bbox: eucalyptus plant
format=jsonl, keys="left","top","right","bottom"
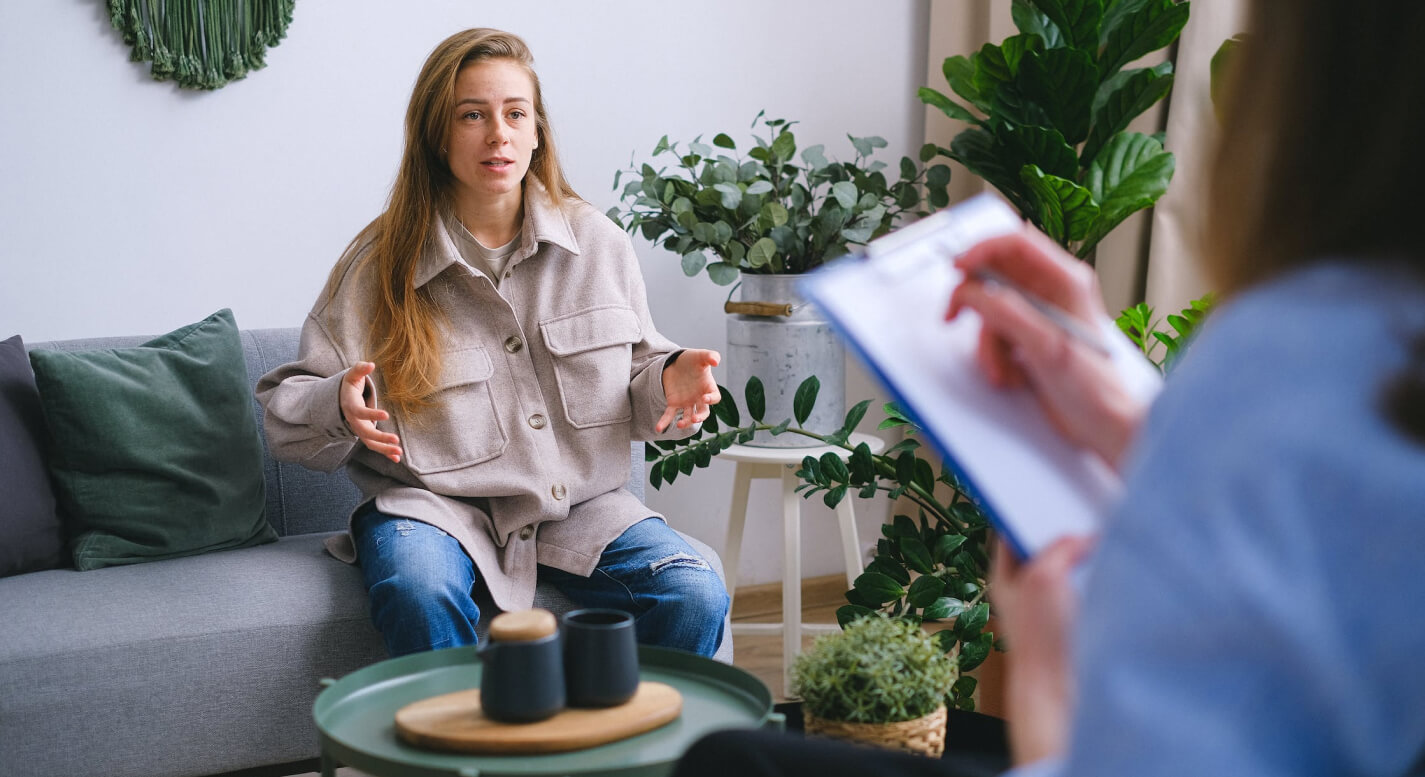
{"left": 919, "top": 0, "right": 1191, "bottom": 263}
{"left": 609, "top": 113, "right": 952, "bottom": 285}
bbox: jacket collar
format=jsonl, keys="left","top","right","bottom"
{"left": 414, "top": 178, "right": 580, "bottom": 288}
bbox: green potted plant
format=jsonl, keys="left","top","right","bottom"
{"left": 919, "top": 0, "right": 1190, "bottom": 263}
{"left": 791, "top": 614, "right": 957, "bottom": 757}
{"left": 644, "top": 375, "right": 996, "bottom": 710}
{"left": 646, "top": 296, "right": 1217, "bottom": 712}
{"left": 609, "top": 114, "right": 952, "bottom": 445}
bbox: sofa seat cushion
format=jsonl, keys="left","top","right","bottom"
{"left": 0, "top": 533, "right": 386, "bottom": 777}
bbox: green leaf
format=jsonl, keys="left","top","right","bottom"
{"left": 947, "top": 127, "right": 1029, "bottom": 215}
{"left": 1098, "top": 0, "right": 1190, "bottom": 78}
{"left": 998, "top": 124, "right": 1078, "bottom": 181}
{"left": 1081, "top": 132, "right": 1175, "bottom": 252}
{"left": 923, "top": 596, "right": 967, "bottom": 621}
{"left": 958, "top": 632, "right": 994, "bottom": 671}
{"left": 745, "top": 180, "right": 774, "bottom": 196}
{"left": 660, "top": 456, "right": 679, "bottom": 486}
{"left": 770, "top": 130, "right": 796, "bottom": 161}
{"left": 800, "top": 144, "right": 830, "bottom": 171}
{"left": 901, "top": 537, "right": 934, "bottom": 575}
{"left": 643, "top": 442, "right": 660, "bottom": 462}
{"left": 853, "top": 572, "right": 906, "bottom": 605}
{"left": 1012, "top": 0, "right": 1065, "bottom": 48}
{"left": 866, "top": 556, "right": 912, "bottom": 586}
{"left": 746, "top": 238, "right": 777, "bottom": 269}
{"left": 793, "top": 375, "right": 820, "bottom": 425}
{"left": 1020, "top": 165, "right": 1100, "bottom": 244}
{"left": 1027, "top": 0, "right": 1104, "bottom": 50}
{"left": 651, "top": 134, "right": 671, "bottom": 156}
{"left": 956, "top": 602, "right": 991, "bottom": 637}
{"left": 1083, "top": 61, "right": 1174, "bottom": 165}
{"left": 823, "top": 484, "right": 849, "bottom": 509}
{"left": 906, "top": 574, "right": 947, "bottom": 608}
{"left": 1017, "top": 47, "right": 1097, "bottom": 145}
{"left": 920, "top": 142, "right": 939, "bottom": 163}
{"left": 926, "top": 164, "right": 952, "bottom": 189}
{"left": 713, "top": 132, "right": 736, "bottom": 149}
{"left": 744, "top": 376, "right": 766, "bottom": 422}
{"left": 953, "top": 675, "right": 979, "bottom": 700}
{"left": 649, "top": 457, "right": 664, "bottom": 488}
{"left": 840, "top": 398, "right": 871, "bottom": 437}
{"left": 835, "top": 604, "right": 876, "bottom": 628}
{"left": 820, "top": 451, "right": 850, "bottom": 482}
{"left": 680, "top": 251, "right": 708, "bottom": 277}
{"left": 913, "top": 458, "right": 936, "bottom": 494}
{"left": 918, "top": 87, "right": 979, "bottom": 124}
{"left": 1210, "top": 35, "right": 1245, "bottom": 123}
{"left": 713, "top": 183, "right": 742, "bottom": 210}
{"left": 706, "top": 261, "right": 740, "bottom": 285}
{"left": 847, "top": 443, "right": 875, "bottom": 483}
{"left": 831, "top": 181, "right": 858, "bottom": 209}
{"left": 934, "top": 629, "right": 959, "bottom": 654}
{"left": 933, "top": 533, "right": 969, "bottom": 565}
{"left": 942, "top": 55, "right": 987, "bottom": 111}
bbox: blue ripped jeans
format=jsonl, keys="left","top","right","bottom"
{"left": 352, "top": 507, "right": 729, "bottom": 658}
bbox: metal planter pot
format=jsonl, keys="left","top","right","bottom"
{"left": 725, "top": 273, "right": 844, "bottom": 447}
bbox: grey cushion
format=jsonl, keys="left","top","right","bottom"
{"left": 0, "top": 335, "right": 65, "bottom": 576}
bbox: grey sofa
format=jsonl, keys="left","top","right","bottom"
{"left": 0, "top": 327, "right": 731, "bottom": 777}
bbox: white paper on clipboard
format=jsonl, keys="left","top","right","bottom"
{"left": 798, "top": 194, "right": 1162, "bottom": 558}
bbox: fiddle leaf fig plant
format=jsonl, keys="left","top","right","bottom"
{"left": 608, "top": 112, "right": 952, "bottom": 285}
{"left": 919, "top": 0, "right": 1190, "bottom": 263}
{"left": 644, "top": 374, "right": 994, "bottom": 711}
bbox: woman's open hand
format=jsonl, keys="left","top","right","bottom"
{"left": 658, "top": 349, "right": 721, "bottom": 433}
{"left": 340, "top": 362, "right": 403, "bottom": 463}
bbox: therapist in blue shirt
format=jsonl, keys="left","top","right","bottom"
{"left": 675, "top": 0, "right": 1425, "bottom": 774}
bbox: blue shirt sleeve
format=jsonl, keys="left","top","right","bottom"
{"left": 1048, "top": 264, "right": 1425, "bottom": 776}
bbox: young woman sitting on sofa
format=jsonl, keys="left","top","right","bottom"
{"left": 256, "top": 28, "right": 729, "bottom": 658}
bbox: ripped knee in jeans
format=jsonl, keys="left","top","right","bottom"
{"left": 649, "top": 553, "right": 711, "bottom": 575}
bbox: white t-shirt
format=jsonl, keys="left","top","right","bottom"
{"left": 448, "top": 216, "right": 519, "bottom": 288}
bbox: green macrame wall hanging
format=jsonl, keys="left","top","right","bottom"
{"left": 107, "top": 0, "right": 297, "bottom": 90}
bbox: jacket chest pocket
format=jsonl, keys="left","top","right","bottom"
{"left": 540, "top": 306, "right": 642, "bottom": 429}
{"left": 401, "top": 346, "right": 508, "bottom": 474}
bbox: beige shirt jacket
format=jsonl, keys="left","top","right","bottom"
{"left": 256, "top": 184, "right": 696, "bottom": 612}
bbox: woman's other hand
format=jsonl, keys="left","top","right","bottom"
{"left": 947, "top": 228, "right": 1146, "bottom": 469}
{"left": 341, "top": 361, "right": 404, "bottom": 463}
{"left": 658, "top": 349, "right": 721, "bottom": 433}
{"left": 992, "top": 536, "right": 1093, "bottom": 767}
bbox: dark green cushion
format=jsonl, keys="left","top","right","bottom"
{"left": 28, "top": 309, "right": 275, "bottom": 570}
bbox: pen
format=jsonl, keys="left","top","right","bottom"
{"left": 968, "top": 267, "right": 1111, "bottom": 357}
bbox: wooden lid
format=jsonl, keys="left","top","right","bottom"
{"left": 488, "top": 609, "right": 557, "bottom": 642}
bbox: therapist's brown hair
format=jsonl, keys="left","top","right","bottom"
{"left": 1205, "top": 0, "right": 1425, "bottom": 439}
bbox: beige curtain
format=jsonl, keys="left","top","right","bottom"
{"left": 922, "top": 0, "right": 1246, "bottom": 315}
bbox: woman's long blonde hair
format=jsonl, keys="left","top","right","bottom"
{"left": 325, "top": 28, "right": 578, "bottom": 418}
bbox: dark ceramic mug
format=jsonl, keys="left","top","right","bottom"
{"left": 561, "top": 608, "right": 640, "bottom": 708}
{"left": 478, "top": 609, "right": 565, "bottom": 723}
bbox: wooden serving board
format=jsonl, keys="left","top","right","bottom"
{"left": 395, "top": 681, "right": 682, "bottom": 755}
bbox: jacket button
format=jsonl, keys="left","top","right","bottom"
{"left": 551, "top": 483, "right": 568, "bottom": 500}
{"left": 504, "top": 336, "right": 523, "bottom": 353}
{"left": 519, "top": 526, "right": 534, "bottom": 540}
{"left": 528, "top": 413, "right": 547, "bottom": 429}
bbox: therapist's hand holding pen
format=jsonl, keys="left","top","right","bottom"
{"left": 946, "top": 226, "right": 1148, "bottom": 471}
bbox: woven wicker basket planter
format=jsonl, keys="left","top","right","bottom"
{"left": 804, "top": 704, "right": 947, "bottom": 757}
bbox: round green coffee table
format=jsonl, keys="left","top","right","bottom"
{"left": 314, "top": 645, "right": 781, "bottom": 777}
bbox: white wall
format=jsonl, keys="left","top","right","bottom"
{"left": 0, "top": 0, "right": 930, "bottom": 586}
